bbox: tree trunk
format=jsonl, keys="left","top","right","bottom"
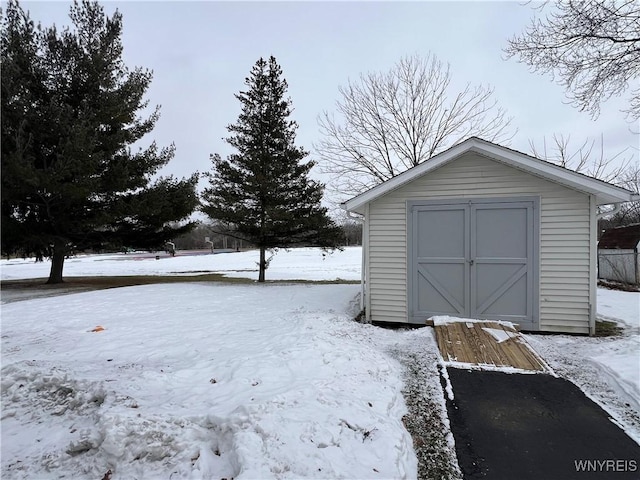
{"left": 258, "top": 246, "right": 266, "bottom": 283}
{"left": 47, "top": 240, "right": 66, "bottom": 284}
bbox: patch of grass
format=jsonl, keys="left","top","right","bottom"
{"left": 1, "top": 273, "right": 252, "bottom": 291}
{"left": 1, "top": 274, "right": 359, "bottom": 292}
{"left": 598, "top": 280, "right": 640, "bottom": 292}
{"left": 276, "top": 279, "right": 360, "bottom": 285}
{"left": 595, "top": 319, "right": 624, "bottom": 337}
{"left": 354, "top": 308, "right": 368, "bottom": 323}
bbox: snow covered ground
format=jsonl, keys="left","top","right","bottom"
{"left": 2, "top": 283, "right": 421, "bottom": 479}
{"left": 0, "top": 247, "right": 362, "bottom": 282}
{"left": 2, "top": 247, "right": 639, "bottom": 478}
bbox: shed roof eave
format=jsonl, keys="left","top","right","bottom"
{"left": 341, "top": 201, "right": 365, "bottom": 215}
{"left": 595, "top": 192, "right": 640, "bottom": 206}
{"left": 474, "top": 144, "right": 636, "bottom": 205}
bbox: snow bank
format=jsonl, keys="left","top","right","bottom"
{"left": 597, "top": 287, "right": 640, "bottom": 330}
{"left": 1, "top": 283, "right": 416, "bottom": 479}
{"left": 0, "top": 247, "right": 362, "bottom": 282}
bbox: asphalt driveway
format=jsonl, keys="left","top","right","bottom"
{"left": 445, "top": 368, "right": 640, "bottom": 480}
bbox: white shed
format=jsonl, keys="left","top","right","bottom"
{"left": 598, "top": 224, "right": 640, "bottom": 285}
{"left": 343, "top": 137, "right": 639, "bottom": 335}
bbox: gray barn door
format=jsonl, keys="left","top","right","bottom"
{"left": 409, "top": 198, "right": 538, "bottom": 330}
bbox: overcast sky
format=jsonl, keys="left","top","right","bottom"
{"left": 20, "top": 1, "right": 640, "bottom": 202}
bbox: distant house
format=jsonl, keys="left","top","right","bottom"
{"left": 343, "top": 137, "right": 639, "bottom": 335}
{"left": 598, "top": 224, "right": 640, "bottom": 285}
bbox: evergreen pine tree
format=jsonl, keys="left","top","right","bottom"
{"left": 201, "top": 56, "right": 341, "bottom": 282}
{"left": 1, "top": 0, "right": 199, "bottom": 283}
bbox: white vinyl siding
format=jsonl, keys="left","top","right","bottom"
{"left": 367, "top": 152, "right": 592, "bottom": 333}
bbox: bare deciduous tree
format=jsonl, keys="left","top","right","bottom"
{"left": 618, "top": 161, "right": 640, "bottom": 193}
{"left": 529, "top": 133, "right": 632, "bottom": 183}
{"left": 316, "top": 54, "right": 515, "bottom": 198}
{"left": 611, "top": 162, "right": 640, "bottom": 225}
{"left": 505, "top": 0, "right": 640, "bottom": 120}
{"left": 530, "top": 133, "right": 639, "bottom": 223}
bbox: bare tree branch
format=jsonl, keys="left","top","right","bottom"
{"left": 530, "top": 133, "right": 640, "bottom": 225}
{"left": 529, "top": 133, "right": 632, "bottom": 184}
{"left": 505, "top": 0, "right": 640, "bottom": 120}
{"left": 316, "top": 53, "right": 515, "bottom": 198}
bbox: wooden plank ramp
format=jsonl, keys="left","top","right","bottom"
{"left": 432, "top": 320, "right": 548, "bottom": 372}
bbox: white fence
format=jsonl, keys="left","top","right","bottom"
{"left": 598, "top": 249, "right": 640, "bottom": 285}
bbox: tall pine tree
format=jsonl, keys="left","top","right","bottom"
{"left": 201, "top": 56, "right": 341, "bottom": 282}
{"left": 1, "top": 0, "right": 199, "bottom": 283}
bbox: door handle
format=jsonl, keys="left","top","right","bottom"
{"left": 468, "top": 259, "right": 474, "bottom": 265}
